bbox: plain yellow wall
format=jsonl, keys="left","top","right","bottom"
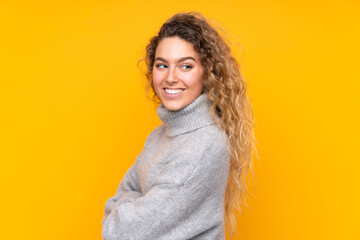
{"left": 1, "top": 0, "right": 359, "bottom": 239}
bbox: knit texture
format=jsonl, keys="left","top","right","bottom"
{"left": 102, "top": 94, "right": 230, "bottom": 240}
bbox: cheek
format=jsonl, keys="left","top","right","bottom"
{"left": 152, "top": 71, "right": 162, "bottom": 88}
{"left": 186, "top": 72, "right": 204, "bottom": 90}
{"left": 152, "top": 71, "right": 164, "bottom": 97}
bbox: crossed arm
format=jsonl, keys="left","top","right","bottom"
{"left": 102, "top": 163, "right": 142, "bottom": 226}
{"left": 101, "top": 139, "right": 230, "bottom": 240}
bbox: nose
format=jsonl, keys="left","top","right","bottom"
{"left": 165, "top": 67, "right": 178, "bottom": 85}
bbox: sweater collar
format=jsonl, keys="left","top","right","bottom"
{"left": 156, "top": 94, "right": 216, "bottom": 137}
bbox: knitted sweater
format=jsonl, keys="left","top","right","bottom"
{"left": 101, "top": 94, "right": 230, "bottom": 240}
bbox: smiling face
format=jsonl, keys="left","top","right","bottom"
{"left": 152, "top": 36, "right": 204, "bottom": 111}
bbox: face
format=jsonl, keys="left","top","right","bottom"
{"left": 152, "top": 36, "right": 204, "bottom": 111}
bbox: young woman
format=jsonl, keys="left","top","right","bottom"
{"left": 102, "top": 11, "right": 256, "bottom": 240}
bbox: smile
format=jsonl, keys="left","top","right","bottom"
{"left": 164, "top": 88, "right": 185, "bottom": 95}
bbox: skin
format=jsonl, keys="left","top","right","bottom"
{"left": 152, "top": 36, "right": 204, "bottom": 111}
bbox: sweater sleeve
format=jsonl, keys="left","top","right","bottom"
{"left": 102, "top": 128, "right": 160, "bottom": 226}
{"left": 102, "top": 163, "right": 142, "bottom": 226}
{"left": 101, "top": 139, "right": 230, "bottom": 240}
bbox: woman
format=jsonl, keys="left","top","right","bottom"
{"left": 102, "top": 11, "right": 256, "bottom": 240}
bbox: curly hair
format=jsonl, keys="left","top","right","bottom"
{"left": 138, "top": 11, "right": 257, "bottom": 240}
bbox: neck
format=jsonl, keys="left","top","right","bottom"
{"left": 156, "top": 94, "right": 216, "bottom": 137}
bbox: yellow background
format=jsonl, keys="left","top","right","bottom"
{"left": 1, "top": 0, "right": 359, "bottom": 239}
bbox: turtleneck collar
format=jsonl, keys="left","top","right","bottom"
{"left": 156, "top": 94, "right": 216, "bottom": 137}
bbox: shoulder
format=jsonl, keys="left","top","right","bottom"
{"left": 181, "top": 125, "right": 230, "bottom": 187}
{"left": 156, "top": 124, "right": 229, "bottom": 185}
{"left": 194, "top": 124, "right": 230, "bottom": 167}
{"left": 178, "top": 123, "right": 229, "bottom": 158}
{"left": 142, "top": 124, "right": 166, "bottom": 148}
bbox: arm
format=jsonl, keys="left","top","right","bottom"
{"left": 102, "top": 163, "right": 142, "bottom": 226}
{"left": 102, "top": 127, "right": 161, "bottom": 226}
{"left": 101, "top": 140, "right": 230, "bottom": 240}
{"left": 115, "top": 163, "right": 141, "bottom": 195}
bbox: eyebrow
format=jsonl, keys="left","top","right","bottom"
{"left": 154, "top": 56, "right": 197, "bottom": 63}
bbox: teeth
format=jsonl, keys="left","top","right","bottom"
{"left": 165, "top": 89, "right": 184, "bottom": 94}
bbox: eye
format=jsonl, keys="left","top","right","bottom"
{"left": 155, "top": 64, "right": 167, "bottom": 69}
{"left": 181, "top": 64, "right": 193, "bottom": 70}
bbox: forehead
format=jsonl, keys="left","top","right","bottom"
{"left": 155, "top": 37, "right": 199, "bottom": 59}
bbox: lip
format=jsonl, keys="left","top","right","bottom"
{"left": 162, "top": 88, "right": 185, "bottom": 98}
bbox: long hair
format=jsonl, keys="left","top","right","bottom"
{"left": 138, "top": 11, "right": 257, "bottom": 239}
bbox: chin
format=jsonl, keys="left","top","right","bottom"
{"left": 164, "top": 105, "right": 182, "bottom": 111}
{"left": 163, "top": 101, "right": 186, "bottom": 111}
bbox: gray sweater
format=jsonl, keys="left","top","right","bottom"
{"left": 101, "top": 94, "right": 230, "bottom": 240}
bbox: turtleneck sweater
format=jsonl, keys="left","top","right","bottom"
{"left": 101, "top": 94, "right": 230, "bottom": 240}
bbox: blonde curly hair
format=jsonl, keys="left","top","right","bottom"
{"left": 138, "top": 11, "right": 257, "bottom": 240}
